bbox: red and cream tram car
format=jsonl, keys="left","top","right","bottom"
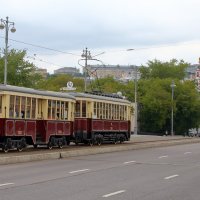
{"left": 0, "top": 85, "right": 75, "bottom": 152}
{"left": 70, "top": 92, "right": 132, "bottom": 145}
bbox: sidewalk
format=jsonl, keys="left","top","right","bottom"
{"left": 130, "top": 134, "right": 187, "bottom": 143}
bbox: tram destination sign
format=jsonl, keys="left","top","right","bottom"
{"left": 60, "top": 81, "right": 76, "bottom": 91}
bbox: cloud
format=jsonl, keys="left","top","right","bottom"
{"left": 1, "top": 0, "right": 200, "bottom": 73}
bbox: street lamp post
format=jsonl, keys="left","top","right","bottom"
{"left": 170, "top": 80, "right": 176, "bottom": 136}
{"left": 0, "top": 17, "right": 16, "bottom": 85}
{"left": 134, "top": 65, "right": 138, "bottom": 135}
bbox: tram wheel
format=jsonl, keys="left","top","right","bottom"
{"left": 89, "top": 140, "right": 94, "bottom": 146}
{"left": 97, "top": 138, "right": 102, "bottom": 146}
{"left": 2, "top": 145, "right": 9, "bottom": 153}
{"left": 48, "top": 143, "right": 53, "bottom": 150}
{"left": 17, "top": 146, "right": 23, "bottom": 152}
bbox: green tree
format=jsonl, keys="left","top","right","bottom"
{"left": 138, "top": 78, "right": 200, "bottom": 134}
{"left": 37, "top": 74, "right": 85, "bottom": 92}
{"left": 0, "top": 49, "right": 42, "bottom": 87}
{"left": 140, "top": 59, "right": 188, "bottom": 80}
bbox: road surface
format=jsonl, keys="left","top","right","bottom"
{"left": 0, "top": 142, "right": 200, "bottom": 200}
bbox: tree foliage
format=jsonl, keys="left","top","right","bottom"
{"left": 37, "top": 74, "right": 85, "bottom": 92}
{"left": 0, "top": 49, "right": 42, "bottom": 87}
{"left": 138, "top": 59, "right": 200, "bottom": 134}
{"left": 140, "top": 59, "right": 188, "bottom": 80}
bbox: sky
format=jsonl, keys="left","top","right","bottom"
{"left": 1, "top": 0, "right": 200, "bottom": 73}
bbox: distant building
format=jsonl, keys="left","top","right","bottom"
{"left": 54, "top": 67, "right": 80, "bottom": 76}
{"left": 35, "top": 67, "right": 48, "bottom": 79}
{"left": 86, "top": 65, "right": 140, "bottom": 82}
{"left": 185, "top": 58, "right": 200, "bottom": 90}
{"left": 185, "top": 64, "right": 199, "bottom": 80}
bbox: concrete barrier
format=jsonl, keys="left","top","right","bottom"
{"left": 0, "top": 152, "right": 60, "bottom": 165}
{"left": 1, "top": 137, "right": 200, "bottom": 165}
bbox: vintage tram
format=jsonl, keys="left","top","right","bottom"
{"left": 0, "top": 84, "right": 75, "bottom": 152}
{"left": 70, "top": 91, "right": 132, "bottom": 145}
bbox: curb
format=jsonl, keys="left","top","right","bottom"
{"left": 1, "top": 138, "right": 200, "bottom": 165}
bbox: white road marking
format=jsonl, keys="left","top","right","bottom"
{"left": 184, "top": 152, "right": 192, "bottom": 155}
{"left": 159, "top": 155, "right": 168, "bottom": 159}
{"left": 69, "top": 169, "right": 90, "bottom": 174}
{"left": 164, "top": 174, "right": 179, "bottom": 180}
{"left": 0, "top": 183, "right": 14, "bottom": 187}
{"left": 102, "top": 190, "right": 126, "bottom": 198}
{"left": 123, "top": 160, "right": 136, "bottom": 164}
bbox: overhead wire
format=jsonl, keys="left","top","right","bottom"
{"left": 0, "top": 36, "right": 81, "bottom": 57}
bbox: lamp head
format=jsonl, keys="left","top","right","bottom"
{"left": 10, "top": 25, "right": 16, "bottom": 33}
{"left": 0, "top": 22, "right": 4, "bottom": 30}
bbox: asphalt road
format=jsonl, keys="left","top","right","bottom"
{"left": 0, "top": 143, "right": 200, "bottom": 200}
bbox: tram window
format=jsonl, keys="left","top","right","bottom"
{"left": 20, "top": 97, "right": 26, "bottom": 118}
{"left": 64, "top": 102, "right": 68, "bottom": 119}
{"left": 26, "top": 97, "right": 31, "bottom": 118}
{"left": 99, "top": 102, "right": 103, "bottom": 119}
{"left": 52, "top": 100, "right": 56, "bottom": 119}
{"left": 15, "top": 96, "right": 20, "bottom": 118}
{"left": 57, "top": 101, "right": 60, "bottom": 119}
{"left": 102, "top": 103, "right": 105, "bottom": 119}
{"left": 0, "top": 95, "right": 2, "bottom": 113}
{"left": 60, "top": 101, "right": 64, "bottom": 120}
{"left": 122, "top": 106, "right": 124, "bottom": 120}
{"left": 124, "top": 106, "right": 127, "bottom": 120}
{"left": 105, "top": 104, "right": 108, "bottom": 119}
{"left": 9, "top": 95, "right": 15, "bottom": 117}
{"left": 32, "top": 98, "right": 36, "bottom": 119}
{"left": 48, "top": 100, "right": 51, "bottom": 119}
{"left": 82, "top": 101, "right": 86, "bottom": 117}
{"left": 94, "top": 102, "right": 97, "bottom": 117}
{"left": 97, "top": 102, "right": 99, "bottom": 118}
{"left": 75, "top": 101, "right": 80, "bottom": 117}
{"left": 108, "top": 104, "right": 111, "bottom": 119}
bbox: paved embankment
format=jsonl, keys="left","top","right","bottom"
{"left": 0, "top": 135, "right": 200, "bottom": 165}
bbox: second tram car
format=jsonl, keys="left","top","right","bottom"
{"left": 70, "top": 91, "right": 132, "bottom": 145}
{"left": 0, "top": 85, "right": 75, "bottom": 152}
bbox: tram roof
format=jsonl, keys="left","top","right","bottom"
{"left": 69, "top": 92, "right": 131, "bottom": 104}
{"left": 0, "top": 84, "right": 76, "bottom": 100}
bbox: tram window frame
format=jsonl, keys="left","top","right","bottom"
{"left": 51, "top": 100, "right": 56, "bottom": 119}
{"left": 0, "top": 95, "right": 2, "bottom": 114}
{"left": 97, "top": 102, "right": 99, "bottom": 118}
{"left": 64, "top": 102, "right": 68, "bottom": 120}
{"left": 75, "top": 101, "right": 81, "bottom": 117}
{"left": 99, "top": 102, "right": 102, "bottom": 119}
{"left": 61, "top": 101, "right": 64, "bottom": 120}
{"left": 48, "top": 100, "right": 52, "bottom": 119}
{"left": 26, "top": 97, "right": 31, "bottom": 118}
{"left": 9, "top": 95, "right": 15, "bottom": 118}
{"left": 105, "top": 103, "right": 108, "bottom": 119}
{"left": 15, "top": 96, "right": 20, "bottom": 118}
{"left": 57, "top": 101, "right": 60, "bottom": 119}
{"left": 82, "top": 101, "right": 86, "bottom": 117}
{"left": 124, "top": 106, "right": 127, "bottom": 120}
{"left": 108, "top": 104, "right": 111, "bottom": 119}
{"left": 21, "top": 97, "right": 26, "bottom": 118}
{"left": 9, "top": 95, "right": 37, "bottom": 119}
{"left": 94, "top": 102, "right": 97, "bottom": 118}
{"left": 102, "top": 103, "right": 105, "bottom": 119}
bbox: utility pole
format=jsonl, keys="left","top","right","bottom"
{"left": 170, "top": 80, "right": 176, "bottom": 136}
{"left": 0, "top": 17, "right": 16, "bottom": 85}
{"left": 81, "top": 47, "right": 91, "bottom": 91}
